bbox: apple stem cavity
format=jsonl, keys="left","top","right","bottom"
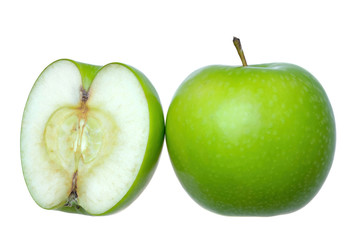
{"left": 233, "top": 37, "right": 248, "bottom": 67}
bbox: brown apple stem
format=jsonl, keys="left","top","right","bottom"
{"left": 233, "top": 37, "right": 248, "bottom": 67}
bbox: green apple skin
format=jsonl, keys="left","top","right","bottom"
{"left": 166, "top": 63, "right": 335, "bottom": 216}
{"left": 22, "top": 59, "right": 165, "bottom": 215}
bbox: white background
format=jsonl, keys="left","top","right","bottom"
{"left": 1, "top": 0, "right": 359, "bottom": 239}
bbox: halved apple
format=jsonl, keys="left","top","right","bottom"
{"left": 20, "top": 59, "right": 164, "bottom": 215}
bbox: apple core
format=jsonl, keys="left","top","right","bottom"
{"left": 44, "top": 100, "right": 117, "bottom": 170}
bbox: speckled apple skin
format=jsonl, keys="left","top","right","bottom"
{"left": 166, "top": 63, "right": 336, "bottom": 216}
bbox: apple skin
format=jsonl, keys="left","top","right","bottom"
{"left": 22, "top": 59, "right": 165, "bottom": 215}
{"left": 166, "top": 63, "right": 336, "bottom": 216}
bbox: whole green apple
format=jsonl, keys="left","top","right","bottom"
{"left": 166, "top": 38, "right": 336, "bottom": 216}
{"left": 21, "top": 59, "right": 164, "bottom": 215}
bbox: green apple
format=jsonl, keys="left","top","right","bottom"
{"left": 21, "top": 59, "right": 164, "bottom": 215}
{"left": 166, "top": 38, "right": 336, "bottom": 216}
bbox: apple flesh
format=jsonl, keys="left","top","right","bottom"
{"left": 166, "top": 63, "right": 336, "bottom": 216}
{"left": 21, "top": 59, "right": 164, "bottom": 215}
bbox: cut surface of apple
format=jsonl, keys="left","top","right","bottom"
{"left": 21, "top": 59, "right": 164, "bottom": 215}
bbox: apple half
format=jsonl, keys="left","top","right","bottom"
{"left": 21, "top": 59, "right": 164, "bottom": 215}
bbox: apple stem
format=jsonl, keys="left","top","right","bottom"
{"left": 81, "top": 87, "right": 89, "bottom": 102}
{"left": 233, "top": 37, "right": 248, "bottom": 67}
